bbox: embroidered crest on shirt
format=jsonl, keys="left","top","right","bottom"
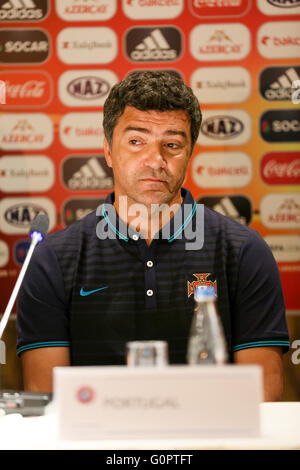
{"left": 187, "top": 273, "right": 217, "bottom": 298}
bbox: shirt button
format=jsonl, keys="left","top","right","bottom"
{"left": 146, "top": 289, "right": 153, "bottom": 297}
{"left": 146, "top": 260, "right": 153, "bottom": 268}
{"left": 132, "top": 234, "right": 139, "bottom": 241}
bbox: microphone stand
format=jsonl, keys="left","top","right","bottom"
{"left": 0, "top": 233, "right": 40, "bottom": 341}
{"left": 0, "top": 227, "right": 52, "bottom": 415}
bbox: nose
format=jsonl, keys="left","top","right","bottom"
{"left": 143, "top": 144, "right": 166, "bottom": 170}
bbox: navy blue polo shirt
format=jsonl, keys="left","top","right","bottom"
{"left": 16, "top": 188, "right": 289, "bottom": 364}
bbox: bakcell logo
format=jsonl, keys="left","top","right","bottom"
{"left": 125, "top": 26, "right": 182, "bottom": 62}
{"left": 0, "top": 155, "right": 54, "bottom": 192}
{"left": 264, "top": 235, "right": 300, "bottom": 263}
{"left": 0, "top": 0, "right": 49, "bottom": 22}
{"left": 0, "top": 197, "right": 56, "bottom": 234}
{"left": 260, "top": 194, "right": 300, "bottom": 229}
{"left": 259, "top": 66, "right": 300, "bottom": 101}
{"left": 258, "top": 0, "right": 300, "bottom": 15}
{"left": 57, "top": 27, "right": 117, "bottom": 65}
{"left": 199, "top": 109, "right": 251, "bottom": 146}
{"left": 260, "top": 110, "right": 300, "bottom": 143}
{"left": 0, "top": 240, "right": 9, "bottom": 268}
{"left": 0, "top": 70, "right": 53, "bottom": 108}
{"left": 60, "top": 113, "right": 104, "bottom": 149}
{"left": 190, "top": 24, "right": 250, "bottom": 61}
{"left": 62, "top": 198, "right": 104, "bottom": 226}
{"left": 123, "top": 0, "right": 183, "bottom": 19}
{"left": 258, "top": 22, "right": 300, "bottom": 59}
{"left": 0, "top": 29, "right": 50, "bottom": 64}
{"left": 192, "top": 152, "right": 252, "bottom": 188}
{"left": 0, "top": 113, "right": 53, "bottom": 150}
{"left": 260, "top": 152, "right": 300, "bottom": 186}
{"left": 61, "top": 155, "right": 113, "bottom": 191}
{"left": 55, "top": 0, "right": 116, "bottom": 21}
{"left": 189, "top": 0, "right": 250, "bottom": 17}
{"left": 197, "top": 194, "right": 252, "bottom": 225}
{"left": 58, "top": 70, "right": 118, "bottom": 108}
{"left": 191, "top": 66, "right": 251, "bottom": 103}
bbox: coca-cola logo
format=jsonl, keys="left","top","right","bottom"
{"left": 0, "top": 71, "right": 52, "bottom": 108}
{"left": 190, "top": 0, "right": 250, "bottom": 17}
{"left": 260, "top": 152, "right": 300, "bottom": 185}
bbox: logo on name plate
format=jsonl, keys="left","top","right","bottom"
{"left": 258, "top": 0, "right": 300, "bottom": 15}
{"left": 76, "top": 386, "right": 94, "bottom": 404}
{"left": 0, "top": 0, "right": 49, "bottom": 22}
{"left": 57, "top": 27, "right": 117, "bottom": 64}
{"left": 189, "top": 0, "right": 251, "bottom": 17}
{"left": 61, "top": 155, "right": 113, "bottom": 191}
{"left": 197, "top": 194, "right": 252, "bottom": 225}
{"left": 123, "top": 0, "right": 183, "bottom": 19}
{"left": 0, "top": 71, "right": 53, "bottom": 108}
{"left": 260, "top": 110, "right": 300, "bottom": 143}
{"left": 258, "top": 22, "right": 300, "bottom": 59}
{"left": 192, "top": 152, "right": 252, "bottom": 189}
{"left": 199, "top": 109, "right": 251, "bottom": 146}
{"left": 125, "top": 26, "right": 182, "bottom": 62}
{"left": 190, "top": 24, "right": 250, "bottom": 62}
{"left": 60, "top": 113, "right": 104, "bottom": 149}
{"left": 0, "top": 29, "right": 50, "bottom": 64}
{"left": 62, "top": 198, "right": 104, "bottom": 226}
{"left": 0, "top": 155, "right": 54, "bottom": 192}
{"left": 191, "top": 67, "right": 251, "bottom": 104}
{"left": 0, "top": 113, "right": 53, "bottom": 150}
{"left": 260, "top": 194, "right": 300, "bottom": 229}
{"left": 260, "top": 152, "right": 300, "bottom": 186}
{"left": 58, "top": 70, "right": 117, "bottom": 107}
{"left": 56, "top": 0, "right": 116, "bottom": 21}
{"left": 0, "top": 197, "right": 56, "bottom": 234}
{"left": 259, "top": 66, "right": 300, "bottom": 101}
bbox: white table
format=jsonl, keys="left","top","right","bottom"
{"left": 0, "top": 402, "right": 299, "bottom": 450}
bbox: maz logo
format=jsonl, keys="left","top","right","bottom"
{"left": 292, "top": 80, "right": 300, "bottom": 104}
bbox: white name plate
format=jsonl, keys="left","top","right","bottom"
{"left": 53, "top": 365, "right": 263, "bottom": 440}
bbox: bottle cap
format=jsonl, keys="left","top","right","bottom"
{"left": 194, "top": 285, "right": 216, "bottom": 302}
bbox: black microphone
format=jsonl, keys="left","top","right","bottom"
{"left": 0, "top": 213, "right": 49, "bottom": 340}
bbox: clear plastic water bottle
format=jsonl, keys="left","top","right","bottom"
{"left": 187, "top": 285, "right": 228, "bottom": 365}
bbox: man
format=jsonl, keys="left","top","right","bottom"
{"left": 17, "top": 71, "right": 289, "bottom": 399}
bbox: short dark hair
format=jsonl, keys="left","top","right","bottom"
{"left": 103, "top": 71, "right": 202, "bottom": 154}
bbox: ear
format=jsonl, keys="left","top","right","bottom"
{"left": 103, "top": 137, "right": 113, "bottom": 168}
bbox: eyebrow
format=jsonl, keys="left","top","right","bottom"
{"left": 124, "top": 126, "right": 188, "bottom": 140}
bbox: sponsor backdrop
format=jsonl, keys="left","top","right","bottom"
{"left": 0, "top": 0, "right": 300, "bottom": 395}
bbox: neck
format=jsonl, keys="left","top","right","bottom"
{"left": 113, "top": 193, "right": 183, "bottom": 246}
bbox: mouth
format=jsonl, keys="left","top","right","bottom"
{"left": 140, "top": 178, "right": 166, "bottom": 183}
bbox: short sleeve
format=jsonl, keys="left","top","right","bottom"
{"left": 16, "top": 240, "right": 70, "bottom": 356}
{"left": 232, "top": 230, "right": 290, "bottom": 353}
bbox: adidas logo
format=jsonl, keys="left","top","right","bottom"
{"left": 213, "top": 197, "right": 246, "bottom": 225}
{"left": 265, "top": 67, "right": 300, "bottom": 100}
{"left": 0, "top": 0, "right": 44, "bottom": 20}
{"left": 130, "top": 29, "right": 177, "bottom": 61}
{"left": 67, "top": 157, "right": 113, "bottom": 190}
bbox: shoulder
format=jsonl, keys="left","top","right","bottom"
{"left": 202, "top": 204, "right": 255, "bottom": 241}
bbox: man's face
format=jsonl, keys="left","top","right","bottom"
{"left": 104, "top": 106, "right": 192, "bottom": 208}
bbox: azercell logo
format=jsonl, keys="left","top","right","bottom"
{"left": 80, "top": 286, "right": 109, "bottom": 296}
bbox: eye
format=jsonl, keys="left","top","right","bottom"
{"left": 166, "top": 142, "right": 180, "bottom": 150}
{"left": 129, "top": 139, "right": 141, "bottom": 145}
